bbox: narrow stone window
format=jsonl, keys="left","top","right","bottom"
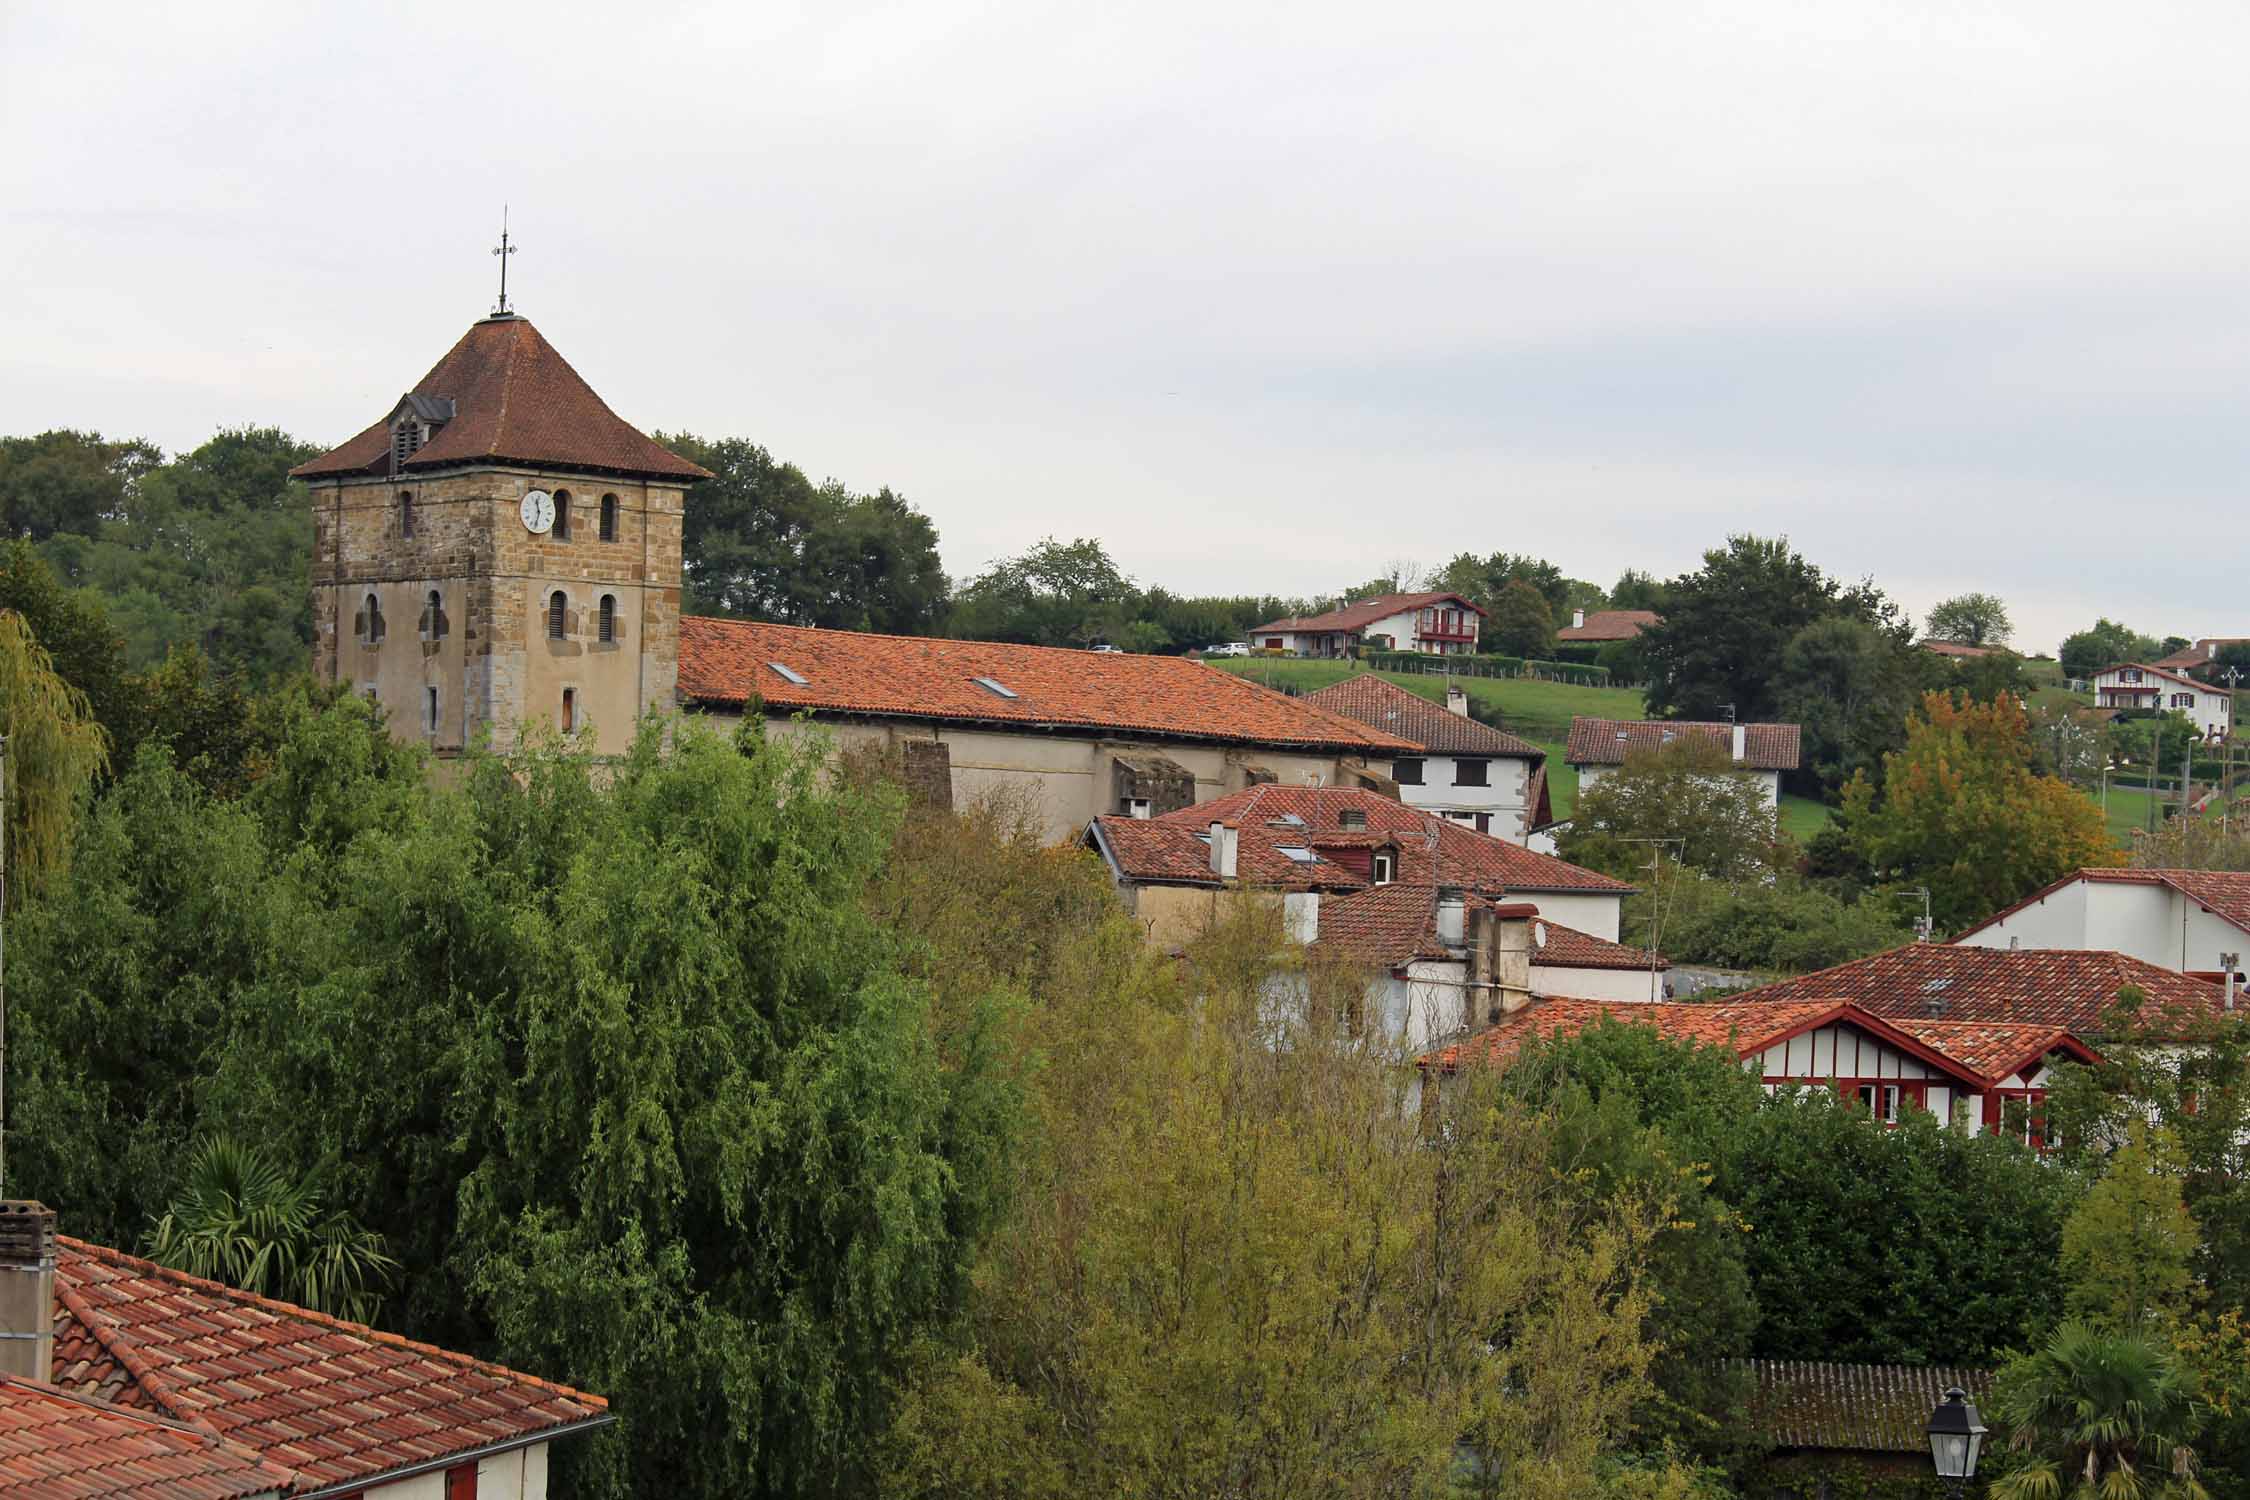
{"left": 363, "top": 592, "right": 384, "bottom": 645}
{"left": 561, "top": 686, "right": 577, "bottom": 733}
{"left": 553, "top": 490, "right": 572, "bottom": 540}
{"left": 399, "top": 490, "right": 415, "bottom": 539}
{"left": 599, "top": 493, "right": 618, "bottom": 541}
{"left": 548, "top": 590, "right": 567, "bottom": 640}
{"left": 423, "top": 589, "right": 445, "bottom": 640}
{"left": 425, "top": 685, "right": 439, "bottom": 735}
{"left": 598, "top": 593, "right": 616, "bottom": 643}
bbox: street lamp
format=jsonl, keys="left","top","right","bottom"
{"left": 1927, "top": 1386, "right": 1987, "bottom": 1496}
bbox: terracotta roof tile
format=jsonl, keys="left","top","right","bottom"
{"left": 1919, "top": 640, "right": 1999, "bottom": 658}
{"left": 1739, "top": 1360, "right": 1993, "bottom": 1454}
{"left": 1249, "top": 592, "right": 1484, "bottom": 635}
{"left": 291, "top": 316, "right": 709, "bottom": 482}
{"left": 2097, "top": 661, "right": 2224, "bottom": 694}
{"left": 1301, "top": 675, "right": 1543, "bottom": 759}
{"left": 1556, "top": 609, "right": 1660, "bottom": 642}
{"left": 1889, "top": 1018, "right": 2096, "bottom": 1080}
{"left": 1726, "top": 945, "right": 2226, "bottom": 1036}
{"left": 50, "top": 1239, "right": 607, "bottom": 1495}
{"left": 0, "top": 1376, "right": 293, "bottom": 1500}
{"left": 678, "top": 618, "right": 1418, "bottom": 752}
{"left": 1530, "top": 919, "right": 1667, "bottom": 971}
{"left": 1309, "top": 884, "right": 1449, "bottom": 965}
{"left": 1565, "top": 717, "right": 1801, "bottom": 771}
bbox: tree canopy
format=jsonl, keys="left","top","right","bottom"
{"left": 2059, "top": 617, "right": 2162, "bottom": 681}
{"left": 1925, "top": 591, "right": 2014, "bottom": 647}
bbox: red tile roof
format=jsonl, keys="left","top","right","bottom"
{"left": 1888, "top": 1018, "right": 2099, "bottom": 1081}
{"left": 292, "top": 316, "right": 710, "bottom": 482}
{"left": 0, "top": 1376, "right": 293, "bottom": 1500}
{"left": 1091, "top": 786, "right": 1633, "bottom": 896}
{"left": 1310, "top": 883, "right": 1448, "bottom": 965}
{"left": 2153, "top": 639, "right": 2247, "bottom": 671}
{"left": 2096, "top": 661, "right": 2224, "bottom": 695}
{"left": 1301, "top": 675, "right": 1543, "bottom": 759}
{"left": 1741, "top": 1360, "right": 1994, "bottom": 1454}
{"left": 1919, "top": 639, "right": 1998, "bottom": 658}
{"left": 1556, "top": 609, "right": 1660, "bottom": 642}
{"left": 1249, "top": 592, "right": 1483, "bottom": 636}
{"left": 50, "top": 1239, "right": 608, "bottom": 1495}
{"left": 677, "top": 618, "right": 1418, "bottom": 752}
{"left": 1530, "top": 918, "right": 1666, "bottom": 971}
{"left": 1725, "top": 944, "right": 2227, "bottom": 1036}
{"left": 1954, "top": 867, "right": 2250, "bottom": 945}
{"left": 1565, "top": 717, "right": 1802, "bottom": 771}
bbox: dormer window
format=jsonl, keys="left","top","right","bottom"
{"left": 1371, "top": 850, "right": 1396, "bottom": 884}
{"left": 391, "top": 420, "right": 425, "bottom": 473}
{"left": 385, "top": 395, "right": 453, "bottom": 477}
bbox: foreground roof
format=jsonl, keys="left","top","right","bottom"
{"left": 292, "top": 315, "right": 709, "bottom": 482}
{"left": 1726, "top": 944, "right": 2227, "bottom": 1034}
{"left": 1250, "top": 591, "right": 1483, "bottom": 636}
{"left": 678, "top": 619, "right": 1418, "bottom": 752}
{"left": 1301, "top": 675, "right": 1543, "bottom": 759}
{"left": 0, "top": 1375, "right": 292, "bottom": 1500}
{"left": 1556, "top": 609, "right": 1660, "bottom": 642}
{"left": 52, "top": 1239, "right": 609, "bottom": 1495}
{"left": 1952, "top": 866, "right": 2250, "bottom": 949}
{"left": 1565, "top": 717, "right": 1801, "bottom": 771}
{"left": 1090, "top": 785, "right": 1633, "bottom": 896}
{"left": 1739, "top": 1360, "right": 1993, "bottom": 1454}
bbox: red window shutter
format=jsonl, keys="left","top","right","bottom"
{"left": 446, "top": 1463, "right": 478, "bottom": 1500}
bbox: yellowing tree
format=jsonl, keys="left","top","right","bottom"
{"left": 2061, "top": 1124, "right": 2199, "bottom": 1335}
{"left": 1842, "top": 692, "right": 2118, "bottom": 933}
{"left": 0, "top": 609, "right": 105, "bottom": 905}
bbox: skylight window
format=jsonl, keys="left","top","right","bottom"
{"left": 1278, "top": 845, "right": 1319, "bottom": 863}
{"left": 767, "top": 662, "right": 808, "bottom": 685}
{"left": 971, "top": 676, "right": 1019, "bottom": 699}
{"left": 1270, "top": 813, "right": 1307, "bottom": 828}
{"left": 1921, "top": 977, "right": 1954, "bottom": 992}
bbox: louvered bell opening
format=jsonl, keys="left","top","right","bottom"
{"left": 548, "top": 592, "right": 567, "bottom": 640}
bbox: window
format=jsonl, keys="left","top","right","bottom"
{"left": 1994, "top": 1089, "right": 2057, "bottom": 1150}
{"left": 424, "top": 589, "right": 445, "bottom": 640}
{"left": 391, "top": 419, "right": 424, "bottom": 472}
{"left": 600, "top": 493, "right": 618, "bottom": 541}
{"left": 1338, "top": 808, "right": 1367, "bottom": 829}
{"left": 970, "top": 676, "right": 1019, "bottom": 699}
{"left": 445, "top": 1462, "right": 477, "bottom": 1500}
{"left": 552, "top": 490, "right": 572, "bottom": 540}
{"left": 2174, "top": 692, "right": 2195, "bottom": 708}
{"left": 2123, "top": 667, "right": 2143, "bottom": 683}
{"left": 768, "top": 662, "right": 808, "bottom": 685}
{"left": 1453, "top": 758, "right": 1489, "bottom": 788}
{"left": 362, "top": 593, "right": 384, "bottom": 645}
{"left": 424, "top": 685, "right": 439, "bottom": 735}
{"left": 548, "top": 590, "right": 567, "bottom": 640}
{"left": 1393, "top": 757, "right": 1425, "bottom": 786}
{"left": 1277, "top": 845, "right": 1319, "bottom": 864}
{"left": 1372, "top": 851, "right": 1396, "bottom": 884}
{"left": 561, "top": 686, "right": 577, "bottom": 733}
{"left": 1125, "top": 797, "right": 1152, "bottom": 819}
{"left": 1842, "top": 1079, "right": 1927, "bottom": 1125}
{"left": 598, "top": 594, "right": 617, "bottom": 644}
{"left": 399, "top": 490, "right": 415, "bottom": 538}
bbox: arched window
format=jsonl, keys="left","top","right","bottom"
{"left": 599, "top": 494, "right": 618, "bottom": 541}
{"left": 598, "top": 594, "right": 616, "bottom": 643}
{"left": 552, "top": 490, "right": 571, "bottom": 540}
{"left": 399, "top": 490, "right": 415, "bottom": 539}
{"left": 424, "top": 588, "right": 445, "bottom": 640}
{"left": 548, "top": 590, "right": 568, "bottom": 640}
{"left": 561, "top": 686, "right": 577, "bottom": 733}
{"left": 363, "top": 592, "right": 384, "bottom": 645}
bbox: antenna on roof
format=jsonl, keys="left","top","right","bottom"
{"left": 491, "top": 206, "right": 518, "bottom": 317}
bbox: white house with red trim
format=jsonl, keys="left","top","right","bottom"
{"left": 1248, "top": 591, "right": 1484, "bottom": 658}
{"left": 2093, "top": 662, "right": 2234, "bottom": 741}
{"left": 1952, "top": 868, "right": 2250, "bottom": 984}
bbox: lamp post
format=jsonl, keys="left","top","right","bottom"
{"left": 1927, "top": 1385, "right": 1987, "bottom": 1498}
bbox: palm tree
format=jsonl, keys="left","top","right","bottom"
{"left": 1989, "top": 1323, "right": 2210, "bottom": 1500}
{"left": 144, "top": 1139, "right": 397, "bottom": 1323}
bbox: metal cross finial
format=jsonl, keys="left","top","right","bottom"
{"left": 491, "top": 206, "right": 518, "bottom": 316}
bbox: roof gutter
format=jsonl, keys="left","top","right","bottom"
{"left": 289, "top": 1413, "right": 616, "bottom": 1500}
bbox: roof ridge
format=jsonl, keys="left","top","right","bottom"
{"left": 57, "top": 1237, "right": 609, "bottom": 1412}
{"left": 52, "top": 1264, "right": 245, "bottom": 1454}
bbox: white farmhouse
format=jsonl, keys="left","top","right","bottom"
{"left": 2093, "top": 662, "right": 2234, "bottom": 742}
{"left": 1952, "top": 867, "right": 2250, "bottom": 982}
{"left": 1248, "top": 591, "right": 1484, "bottom": 658}
{"left": 1302, "top": 675, "right": 1551, "bottom": 844}
{"left": 1564, "top": 717, "right": 1801, "bottom": 810}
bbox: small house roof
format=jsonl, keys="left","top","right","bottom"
{"left": 1302, "top": 675, "right": 1542, "bottom": 759}
{"left": 1564, "top": 717, "right": 1801, "bottom": 771}
{"left": 1249, "top": 592, "right": 1484, "bottom": 636}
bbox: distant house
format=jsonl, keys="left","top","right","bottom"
{"left": 1084, "top": 783, "right": 1633, "bottom": 951}
{"left": 2093, "top": 662, "right": 2234, "bottom": 741}
{"left": 1736, "top": 1359, "right": 1995, "bottom": 1497}
{"left": 2154, "top": 637, "right": 2250, "bottom": 674}
{"left": 1564, "top": 717, "right": 1802, "bottom": 809}
{"left": 0, "top": 1201, "right": 610, "bottom": 1499}
{"left": 1247, "top": 592, "right": 1484, "bottom": 658}
{"left": 675, "top": 620, "right": 1418, "bottom": 840}
{"left": 1953, "top": 867, "right": 2250, "bottom": 982}
{"left": 1417, "top": 995, "right": 2099, "bottom": 1139}
{"left": 1919, "top": 639, "right": 1998, "bottom": 659}
{"left": 1555, "top": 609, "right": 1658, "bottom": 643}
{"left": 1301, "top": 676, "right": 1551, "bottom": 843}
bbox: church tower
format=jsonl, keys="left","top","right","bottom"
{"left": 292, "top": 310, "right": 707, "bottom": 755}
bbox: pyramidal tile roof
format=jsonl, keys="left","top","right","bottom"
{"left": 0, "top": 1375, "right": 294, "bottom": 1499}
{"left": 49, "top": 1238, "right": 608, "bottom": 1495}
{"left": 292, "top": 315, "right": 709, "bottom": 482}
{"left": 1301, "top": 675, "right": 1543, "bottom": 759}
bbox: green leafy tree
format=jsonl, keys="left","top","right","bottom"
{"left": 0, "top": 430, "right": 162, "bottom": 541}
{"left": 1772, "top": 615, "right": 1934, "bottom": 797}
{"left": 1842, "top": 692, "right": 2121, "bottom": 932}
{"left": 1926, "top": 591, "right": 2014, "bottom": 647}
{"left": 0, "top": 608, "right": 107, "bottom": 906}
{"left": 949, "top": 536, "right": 1137, "bottom": 646}
{"left": 2059, "top": 1124, "right": 2198, "bottom": 1335}
{"left": 1631, "top": 867, "right": 1913, "bottom": 972}
{"left": 1559, "top": 739, "right": 1785, "bottom": 882}
{"left": 1609, "top": 569, "right": 1669, "bottom": 612}
{"left": 1640, "top": 534, "right": 1909, "bottom": 722}
{"left": 145, "top": 1138, "right": 397, "bottom": 1322}
{"left": 1435, "top": 551, "right": 1583, "bottom": 618}
{"left": 2059, "top": 618, "right": 2161, "bottom": 682}
{"left": 1989, "top": 1324, "right": 2209, "bottom": 1500}
{"left": 1487, "top": 577, "right": 1557, "bottom": 658}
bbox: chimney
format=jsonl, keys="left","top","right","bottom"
{"left": 1209, "top": 820, "right": 1239, "bottom": 879}
{"left": 1572, "top": 608, "right": 1584, "bottom": 630}
{"left": 1730, "top": 723, "right": 1747, "bottom": 763}
{"left": 1445, "top": 684, "right": 1469, "bottom": 717}
{"left": 0, "top": 1202, "right": 56, "bottom": 1382}
{"left": 1284, "top": 890, "right": 1320, "bottom": 944}
{"left": 1435, "top": 887, "right": 1465, "bottom": 948}
{"left": 1489, "top": 902, "right": 1538, "bottom": 1018}
{"left": 2210, "top": 641, "right": 2220, "bottom": 661}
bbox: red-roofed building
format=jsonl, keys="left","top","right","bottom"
{"left": 1301, "top": 675, "right": 1549, "bottom": 844}
{"left": 0, "top": 1374, "right": 294, "bottom": 1500}
{"left": 1248, "top": 592, "right": 1484, "bottom": 658}
{"left": 1557, "top": 609, "right": 1659, "bottom": 643}
{"left": 1564, "top": 716, "right": 1801, "bottom": 809}
{"left": 1418, "top": 997, "right": 2098, "bottom": 1140}
{"left": 2093, "top": 663, "right": 2234, "bottom": 741}
{"left": 1952, "top": 868, "right": 2250, "bottom": 983}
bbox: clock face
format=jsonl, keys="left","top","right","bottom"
{"left": 520, "top": 489, "right": 555, "bottom": 534}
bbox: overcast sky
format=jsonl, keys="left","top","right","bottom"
{"left": 6, "top": 2, "right": 2246, "bottom": 653}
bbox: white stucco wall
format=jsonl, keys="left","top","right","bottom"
{"left": 1574, "top": 763, "right": 1781, "bottom": 810}
{"left": 1530, "top": 962, "right": 1662, "bottom": 1003}
{"left": 366, "top": 1444, "right": 548, "bottom": 1500}
{"left": 1517, "top": 892, "right": 1623, "bottom": 943}
{"left": 2093, "top": 668, "right": 2233, "bottom": 739}
{"left": 1958, "top": 878, "right": 2250, "bottom": 974}
{"left": 1394, "top": 753, "right": 1535, "bottom": 844}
